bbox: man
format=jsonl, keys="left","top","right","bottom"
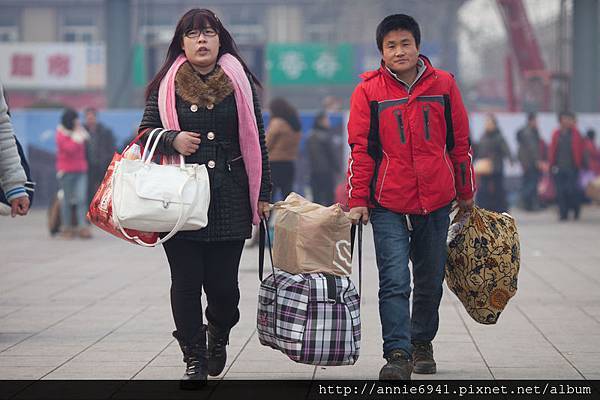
{"left": 346, "top": 14, "right": 475, "bottom": 380}
{"left": 516, "top": 113, "right": 544, "bottom": 211}
{"left": 549, "top": 111, "right": 584, "bottom": 221}
{"left": 83, "top": 107, "right": 116, "bottom": 204}
{"left": 0, "top": 82, "right": 30, "bottom": 217}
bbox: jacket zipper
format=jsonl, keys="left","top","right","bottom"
{"left": 394, "top": 110, "right": 406, "bottom": 144}
{"left": 377, "top": 150, "right": 390, "bottom": 202}
{"left": 443, "top": 146, "right": 457, "bottom": 198}
{"left": 423, "top": 105, "right": 431, "bottom": 141}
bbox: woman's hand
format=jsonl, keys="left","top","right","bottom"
{"left": 173, "top": 131, "right": 201, "bottom": 156}
{"left": 258, "top": 201, "right": 271, "bottom": 220}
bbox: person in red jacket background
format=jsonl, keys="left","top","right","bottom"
{"left": 583, "top": 129, "right": 600, "bottom": 176}
{"left": 346, "top": 14, "right": 475, "bottom": 380}
{"left": 548, "top": 111, "right": 584, "bottom": 221}
{"left": 55, "top": 108, "right": 91, "bottom": 238}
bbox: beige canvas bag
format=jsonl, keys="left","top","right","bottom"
{"left": 271, "top": 193, "right": 353, "bottom": 276}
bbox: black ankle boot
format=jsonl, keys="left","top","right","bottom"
{"left": 207, "top": 323, "right": 230, "bottom": 376}
{"left": 172, "top": 326, "right": 208, "bottom": 390}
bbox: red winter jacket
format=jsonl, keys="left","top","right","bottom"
{"left": 346, "top": 56, "right": 475, "bottom": 215}
{"left": 548, "top": 128, "right": 584, "bottom": 169}
{"left": 56, "top": 125, "right": 88, "bottom": 174}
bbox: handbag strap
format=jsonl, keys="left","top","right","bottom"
{"left": 140, "top": 128, "right": 162, "bottom": 161}
{"left": 140, "top": 128, "right": 186, "bottom": 167}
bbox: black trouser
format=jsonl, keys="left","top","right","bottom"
{"left": 554, "top": 168, "right": 581, "bottom": 220}
{"left": 311, "top": 173, "right": 334, "bottom": 206}
{"left": 477, "top": 173, "right": 508, "bottom": 213}
{"left": 521, "top": 168, "right": 541, "bottom": 210}
{"left": 163, "top": 238, "right": 245, "bottom": 342}
{"left": 270, "top": 161, "right": 295, "bottom": 200}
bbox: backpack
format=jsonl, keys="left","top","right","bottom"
{"left": 257, "top": 221, "right": 362, "bottom": 366}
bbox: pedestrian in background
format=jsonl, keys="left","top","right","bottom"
{"left": 549, "top": 111, "right": 584, "bottom": 221}
{"left": 307, "top": 111, "right": 338, "bottom": 205}
{"left": 265, "top": 97, "right": 301, "bottom": 200}
{"left": 475, "top": 113, "right": 512, "bottom": 213}
{"left": 83, "top": 107, "right": 116, "bottom": 204}
{"left": 0, "top": 82, "right": 30, "bottom": 217}
{"left": 55, "top": 108, "right": 91, "bottom": 238}
{"left": 516, "top": 112, "right": 545, "bottom": 211}
{"left": 137, "top": 8, "right": 271, "bottom": 388}
{"left": 583, "top": 129, "right": 600, "bottom": 176}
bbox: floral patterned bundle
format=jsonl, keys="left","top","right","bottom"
{"left": 446, "top": 206, "right": 520, "bottom": 324}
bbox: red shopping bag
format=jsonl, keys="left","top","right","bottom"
{"left": 538, "top": 172, "right": 556, "bottom": 203}
{"left": 87, "top": 141, "right": 159, "bottom": 246}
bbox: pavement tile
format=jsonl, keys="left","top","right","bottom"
{"left": 1, "top": 208, "right": 600, "bottom": 380}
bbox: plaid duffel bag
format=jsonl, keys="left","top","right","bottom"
{"left": 256, "top": 222, "right": 362, "bottom": 366}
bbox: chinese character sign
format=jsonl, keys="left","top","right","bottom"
{"left": 47, "top": 54, "right": 71, "bottom": 77}
{"left": 11, "top": 54, "right": 34, "bottom": 77}
{"left": 266, "top": 43, "right": 355, "bottom": 86}
{"left": 0, "top": 44, "right": 87, "bottom": 89}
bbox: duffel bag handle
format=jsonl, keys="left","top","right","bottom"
{"left": 350, "top": 223, "right": 363, "bottom": 296}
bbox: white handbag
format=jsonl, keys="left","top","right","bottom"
{"left": 111, "top": 128, "right": 210, "bottom": 246}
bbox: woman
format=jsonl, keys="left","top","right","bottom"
{"left": 55, "top": 108, "right": 91, "bottom": 239}
{"left": 307, "top": 111, "right": 338, "bottom": 205}
{"left": 137, "top": 9, "right": 271, "bottom": 388}
{"left": 475, "top": 113, "right": 512, "bottom": 213}
{"left": 265, "top": 97, "right": 301, "bottom": 199}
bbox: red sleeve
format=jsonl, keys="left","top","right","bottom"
{"left": 447, "top": 78, "right": 475, "bottom": 201}
{"left": 346, "top": 83, "right": 375, "bottom": 209}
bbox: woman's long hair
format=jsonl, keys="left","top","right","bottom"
{"left": 61, "top": 108, "right": 79, "bottom": 130}
{"left": 145, "top": 8, "right": 260, "bottom": 100}
{"left": 269, "top": 97, "right": 302, "bottom": 132}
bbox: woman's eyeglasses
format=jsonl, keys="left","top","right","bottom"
{"left": 184, "top": 28, "right": 218, "bottom": 39}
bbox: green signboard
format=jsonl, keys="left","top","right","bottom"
{"left": 266, "top": 43, "right": 355, "bottom": 86}
{"left": 132, "top": 44, "right": 147, "bottom": 88}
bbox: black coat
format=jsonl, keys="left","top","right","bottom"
{"left": 138, "top": 65, "right": 271, "bottom": 242}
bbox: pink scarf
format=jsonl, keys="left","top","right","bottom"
{"left": 158, "top": 53, "right": 263, "bottom": 225}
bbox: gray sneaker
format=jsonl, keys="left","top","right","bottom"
{"left": 412, "top": 341, "right": 436, "bottom": 374}
{"left": 379, "top": 349, "right": 412, "bottom": 380}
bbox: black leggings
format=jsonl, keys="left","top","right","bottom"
{"left": 163, "top": 238, "right": 245, "bottom": 342}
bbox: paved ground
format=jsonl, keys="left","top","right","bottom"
{"left": 1, "top": 205, "right": 600, "bottom": 381}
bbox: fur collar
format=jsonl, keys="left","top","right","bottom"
{"left": 175, "top": 62, "right": 234, "bottom": 107}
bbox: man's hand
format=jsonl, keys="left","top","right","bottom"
{"left": 458, "top": 198, "right": 474, "bottom": 212}
{"left": 258, "top": 201, "right": 270, "bottom": 220}
{"left": 173, "top": 131, "right": 201, "bottom": 156}
{"left": 10, "top": 196, "right": 30, "bottom": 217}
{"left": 349, "top": 206, "right": 369, "bottom": 225}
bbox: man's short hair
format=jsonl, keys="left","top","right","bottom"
{"left": 558, "top": 110, "right": 575, "bottom": 121}
{"left": 376, "top": 14, "right": 421, "bottom": 52}
{"left": 84, "top": 107, "right": 97, "bottom": 115}
{"left": 527, "top": 112, "right": 537, "bottom": 122}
